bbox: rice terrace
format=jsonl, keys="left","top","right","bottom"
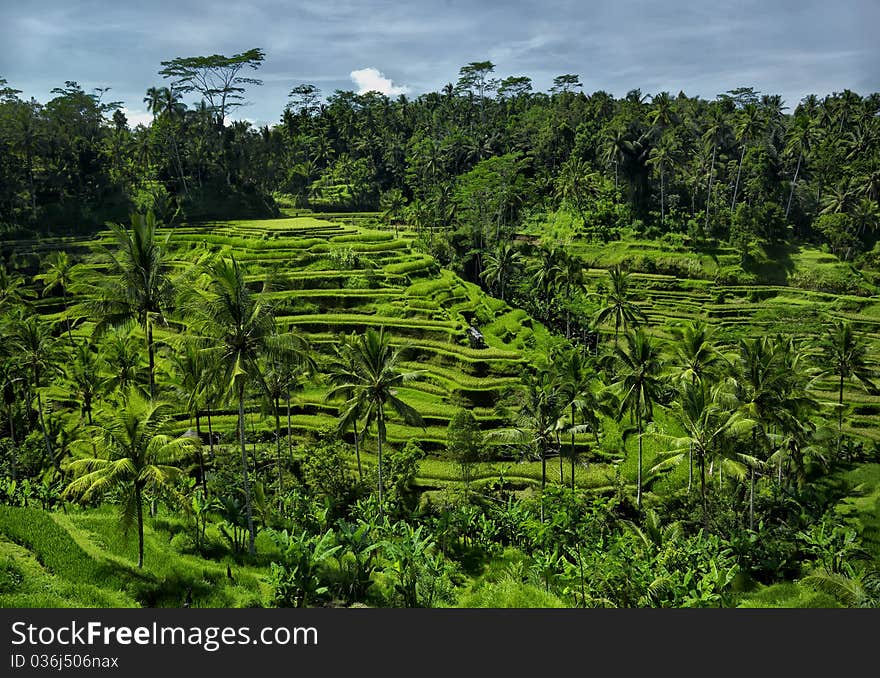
{"left": 1, "top": 42, "right": 879, "bottom": 610}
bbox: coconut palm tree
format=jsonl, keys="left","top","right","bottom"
{"left": 490, "top": 368, "right": 565, "bottom": 520}
{"left": 784, "top": 114, "right": 815, "bottom": 219}
{"left": 66, "top": 340, "right": 101, "bottom": 425}
{"left": 815, "top": 321, "right": 877, "bottom": 453}
{"left": 670, "top": 321, "right": 725, "bottom": 492}
{"left": 7, "top": 311, "right": 61, "bottom": 472}
{"left": 480, "top": 242, "right": 523, "bottom": 303}
{"left": 184, "top": 255, "right": 310, "bottom": 555}
{"left": 612, "top": 329, "right": 665, "bottom": 510}
{"left": 702, "top": 103, "right": 731, "bottom": 232}
{"left": 592, "top": 266, "right": 647, "bottom": 346}
{"left": 34, "top": 251, "right": 76, "bottom": 346}
{"left": 63, "top": 391, "right": 199, "bottom": 568}
{"left": 0, "top": 263, "right": 32, "bottom": 315}
{"left": 653, "top": 381, "right": 754, "bottom": 529}
{"left": 731, "top": 103, "right": 765, "bottom": 213}
{"left": 326, "top": 328, "right": 424, "bottom": 520}
{"left": 83, "top": 211, "right": 174, "bottom": 399}
{"left": 555, "top": 347, "right": 603, "bottom": 491}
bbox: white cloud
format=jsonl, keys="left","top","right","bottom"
{"left": 121, "top": 107, "right": 153, "bottom": 128}
{"left": 349, "top": 67, "right": 408, "bottom": 96}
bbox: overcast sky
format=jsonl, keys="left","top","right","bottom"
{"left": 1, "top": 0, "right": 877, "bottom": 128}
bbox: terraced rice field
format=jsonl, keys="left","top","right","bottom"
{"left": 11, "top": 215, "right": 880, "bottom": 496}
{"left": 18, "top": 216, "right": 569, "bottom": 492}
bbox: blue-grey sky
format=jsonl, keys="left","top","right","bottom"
{"left": 1, "top": 0, "right": 877, "bottom": 127}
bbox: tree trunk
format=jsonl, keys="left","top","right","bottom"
{"left": 146, "top": 320, "right": 156, "bottom": 400}
{"left": 688, "top": 442, "right": 693, "bottom": 495}
{"left": 700, "top": 452, "right": 708, "bottom": 531}
{"left": 136, "top": 484, "right": 145, "bottom": 569}
{"left": 353, "top": 422, "right": 363, "bottom": 482}
{"left": 274, "top": 397, "right": 283, "bottom": 512}
{"left": 837, "top": 371, "right": 844, "bottom": 457}
{"left": 238, "top": 384, "right": 256, "bottom": 556}
{"left": 704, "top": 144, "right": 717, "bottom": 234}
{"left": 557, "top": 430, "right": 563, "bottom": 484}
{"left": 636, "top": 409, "right": 643, "bottom": 511}
{"left": 206, "top": 405, "right": 215, "bottom": 461}
{"left": 570, "top": 404, "right": 577, "bottom": 493}
{"left": 660, "top": 165, "right": 665, "bottom": 228}
{"left": 785, "top": 152, "right": 802, "bottom": 219}
{"left": 377, "top": 407, "right": 385, "bottom": 521}
{"left": 749, "top": 467, "right": 755, "bottom": 531}
{"left": 731, "top": 145, "right": 746, "bottom": 213}
{"left": 286, "top": 393, "right": 292, "bottom": 461}
{"left": 8, "top": 405, "right": 17, "bottom": 481}
{"left": 195, "top": 411, "right": 207, "bottom": 497}
{"left": 35, "top": 390, "right": 55, "bottom": 471}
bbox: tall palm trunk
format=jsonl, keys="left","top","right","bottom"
{"left": 377, "top": 407, "right": 386, "bottom": 521}
{"left": 237, "top": 383, "right": 256, "bottom": 556}
{"left": 749, "top": 467, "right": 755, "bottom": 531}
{"left": 557, "top": 430, "right": 564, "bottom": 484}
{"left": 731, "top": 145, "right": 746, "bottom": 212}
{"left": 353, "top": 422, "right": 363, "bottom": 482}
{"left": 636, "top": 408, "right": 643, "bottom": 510}
{"left": 540, "top": 441, "right": 547, "bottom": 523}
{"left": 136, "top": 484, "right": 145, "bottom": 569}
{"left": 660, "top": 165, "right": 665, "bottom": 228}
{"left": 195, "top": 411, "right": 207, "bottom": 496}
{"left": 570, "top": 404, "right": 577, "bottom": 492}
{"left": 206, "top": 405, "right": 215, "bottom": 461}
{"left": 704, "top": 144, "right": 717, "bottom": 233}
{"left": 274, "top": 396, "right": 283, "bottom": 512}
{"left": 700, "top": 451, "right": 708, "bottom": 530}
{"left": 146, "top": 320, "right": 156, "bottom": 399}
{"left": 688, "top": 441, "right": 693, "bottom": 494}
{"left": 785, "top": 152, "right": 802, "bottom": 219}
{"left": 36, "top": 391, "right": 54, "bottom": 470}
{"left": 837, "top": 372, "right": 845, "bottom": 456}
{"left": 286, "top": 393, "right": 292, "bottom": 461}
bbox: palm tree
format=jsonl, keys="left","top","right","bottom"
{"left": 816, "top": 321, "right": 877, "bottom": 452}
{"left": 100, "top": 328, "right": 144, "bottom": 396}
{"left": 731, "top": 103, "right": 765, "bottom": 213}
{"left": 490, "top": 368, "right": 564, "bottom": 520}
{"left": 326, "top": 328, "right": 424, "bottom": 520}
{"left": 66, "top": 340, "right": 101, "bottom": 425}
{"left": 592, "top": 266, "right": 647, "bottom": 346}
{"left": 63, "top": 392, "right": 199, "bottom": 568}
{"left": 555, "top": 347, "right": 602, "bottom": 491}
{"left": 784, "top": 114, "right": 815, "bottom": 219}
{"left": 0, "top": 263, "right": 33, "bottom": 315}
{"left": 480, "top": 242, "right": 523, "bottom": 303}
{"left": 167, "top": 342, "right": 211, "bottom": 496}
{"left": 672, "top": 321, "right": 725, "bottom": 386}
{"left": 184, "top": 255, "right": 310, "bottom": 555}
{"left": 261, "top": 349, "right": 314, "bottom": 509}
{"left": 612, "top": 329, "right": 665, "bottom": 510}
{"left": 7, "top": 312, "right": 60, "bottom": 471}
{"left": 647, "top": 136, "right": 677, "bottom": 228}
{"left": 702, "top": 103, "right": 731, "bottom": 233}
{"left": 84, "top": 211, "right": 173, "bottom": 399}
{"left": 671, "top": 321, "right": 725, "bottom": 492}
{"left": 653, "top": 381, "right": 754, "bottom": 529}
{"left": 557, "top": 250, "right": 586, "bottom": 339}
{"left": 527, "top": 245, "right": 565, "bottom": 319}
{"left": 34, "top": 251, "right": 76, "bottom": 346}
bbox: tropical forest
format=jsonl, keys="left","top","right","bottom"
{"left": 1, "top": 50, "right": 879, "bottom": 609}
